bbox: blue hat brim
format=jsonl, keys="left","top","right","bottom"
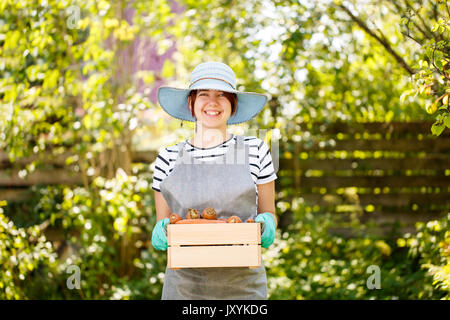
{"left": 158, "top": 86, "right": 267, "bottom": 125}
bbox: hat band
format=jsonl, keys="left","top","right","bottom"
{"left": 189, "top": 77, "right": 235, "bottom": 90}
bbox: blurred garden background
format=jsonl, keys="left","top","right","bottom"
{"left": 1, "top": 0, "right": 449, "bottom": 299}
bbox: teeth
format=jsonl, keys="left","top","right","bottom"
{"left": 205, "top": 111, "right": 220, "bottom": 115}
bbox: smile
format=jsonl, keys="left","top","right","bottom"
{"left": 204, "top": 110, "right": 221, "bottom": 117}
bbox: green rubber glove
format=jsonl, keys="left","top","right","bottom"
{"left": 255, "top": 212, "right": 276, "bottom": 249}
{"left": 151, "top": 218, "right": 170, "bottom": 251}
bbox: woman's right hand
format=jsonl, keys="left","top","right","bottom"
{"left": 151, "top": 218, "right": 170, "bottom": 251}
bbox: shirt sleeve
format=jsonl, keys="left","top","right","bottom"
{"left": 151, "top": 148, "right": 172, "bottom": 192}
{"left": 257, "top": 139, "right": 277, "bottom": 185}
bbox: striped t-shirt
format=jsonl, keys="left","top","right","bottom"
{"left": 151, "top": 135, "right": 277, "bottom": 193}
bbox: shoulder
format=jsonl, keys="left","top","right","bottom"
{"left": 241, "top": 135, "right": 264, "bottom": 148}
{"left": 155, "top": 141, "right": 183, "bottom": 164}
{"left": 241, "top": 135, "right": 269, "bottom": 155}
{"left": 162, "top": 143, "right": 181, "bottom": 155}
{"left": 159, "top": 139, "right": 187, "bottom": 154}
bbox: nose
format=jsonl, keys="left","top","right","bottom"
{"left": 208, "top": 94, "right": 220, "bottom": 102}
{"left": 206, "top": 95, "right": 220, "bottom": 106}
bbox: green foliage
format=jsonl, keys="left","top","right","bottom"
{"left": 398, "top": 214, "right": 450, "bottom": 298}
{"left": 176, "top": 0, "right": 439, "bottom": 139}
{"left": 3, "top": 187, "right": 448, "bottom": 299}
{"left": 1, "top": 0, "right": 449, "bottom": 300}
{"left": 178, "top": 0, "right": 448, "bottom": 135}
{"left": 1, "top": 170, "right": 166, "bottom": 299}
{"left": 0, "top": 0, "right": 175, "bottom": 181}
{"left": 175, "top": 0, "right": 267, "bottom": 93}
{"left": 396, "top": 0, "right": 450, "bottom": 136}
{"left": 43, "top": 169, "right": 165, "bottom": 299}
{"left": 0, "top": 2, "right": 174, "bottom": 297}
{"left": 264, "top": 204, "right": 448, "bottom": 300}
{"left": 0, "top": 202, "right": 59, "bottom": 299}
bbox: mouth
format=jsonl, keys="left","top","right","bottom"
{"left": 204, "top": 110, "right": 222, "bottom": 118}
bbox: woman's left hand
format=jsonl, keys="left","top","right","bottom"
{"left": 255, "top": 212, "right": 276, "bottom": 248}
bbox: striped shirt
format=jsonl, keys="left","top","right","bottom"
{"left": 151, "top": 134, "right": 277, "bottom": 193}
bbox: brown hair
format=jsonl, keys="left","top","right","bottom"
{"left": 188, "top": 90, "right": 237, "bottom": 118}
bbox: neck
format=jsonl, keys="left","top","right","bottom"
{"left": 191, "top": 126, "right": 231, "bottom": 148}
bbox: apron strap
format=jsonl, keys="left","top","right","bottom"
{"left": 235, "top": 135, "right": 243, "bottom": 148}
{"left": 177, "top": 135, "right": 245, "bottom": 165}
{"left": 235, "top": 135, "right": 247, "bottom": 165}
{"left": 176, "top": 141, "right": 187, "bottom": 165}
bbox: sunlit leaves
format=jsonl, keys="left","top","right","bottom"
{"left": 112, "top": 20, "right": 139, "bottom": 42}
{"left": 0, "top": 211, "right": 57, "bottom": 299}
{"left": 400, "top": 214, "right": 450, "bottom": 297}
{"left": 397, "top": 0, "right": 450, "bottom": 135}
{"left": 0, "top": 0, "right": 179, "bottom": 180}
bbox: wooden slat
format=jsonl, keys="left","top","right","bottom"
{"left": 0, "top": 152, "right": 71, "bottom": 169}
{"left": 328, "top": 225, "right": 417, "bottom": 238}
{"left": 301, "top": 121, "right": 450, "bottom": 136}
{"left": 334, "top": 207, "right": 446, "bottom": 216}
{"left": 289, "top": 193, "right": 450, "bottom": 207}
{"left": 359, "top": 211, "right": 447, "bottom": 224}
{"left": 0, "top": 188, "right": 32, "bottom": 201}
{"left": 280, "top": 208, "right": 445, "bottom": 238}
{"left": 131, "top": 150, "right": 158, "bottom": 163}
{"left": 280, "top": 156, "right": 450, "bottom": 171}
{"left": 168, "top": 224, "right": 260, "bottom": 246}
{"left": 0, "top": 169, "right": 83, "bottom": 186}
{"left": 0, "top": 151, "right": 159, "bottom": 169}
{"left": 289, "top": 138, "right": 450, "bottom": 152}
{"left": 299, "top": 176, "right": 450, "bottom": 188}
{"left": 358, "top": 193, "right": 450, "bottom": 206}
{"left": 168, "top": 245, "right": 261, "bottom": 268}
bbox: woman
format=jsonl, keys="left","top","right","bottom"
{"left": 151, "top": 61, "right": 277, "bottom": 300}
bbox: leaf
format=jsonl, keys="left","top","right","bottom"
{"left": 426, "top": 100, "right": 438, "bottom": 114}
{"left": 431, "top": 23, "right": 439, "bottom": 32}
{"left": 43, "top": 69, "right": 59, "bottom": 89}
{"left": 444, "top": 116, "right": 450, "bottom": 129}
{"left": 419, "top": 60, "right": 429, "bottom": 68}
{"left": 4, "top": 30, "right": 20, "bottom": 50}
{"left": 400, "top": 90, "right": 412, "bottom": 104}
{"left": 431, "top": 122, "right": 445, "bottom": 136}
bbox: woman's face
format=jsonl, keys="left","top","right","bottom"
{"left": 190, "top": 90, "right": 232, "bottom": 130}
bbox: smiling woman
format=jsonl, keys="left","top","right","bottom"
{"left": 187, "top": 89, "right": 237, "bottom": 143}
{"left": 151, "top": 61, "right": 277, "bottom": 300}
{"left": 188, "top": 89, "right": 237, "bottom": 118}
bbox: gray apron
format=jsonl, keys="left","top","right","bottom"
{"left": 159, "top": 135, "right": 267, "bottom": 300}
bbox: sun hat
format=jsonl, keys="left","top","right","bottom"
{"left": 157, "top": 62, "right": 267, "bottom": 125}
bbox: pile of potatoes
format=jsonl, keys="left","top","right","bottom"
{"left": 169, "top": 207, "right": 254, "bottom": 224}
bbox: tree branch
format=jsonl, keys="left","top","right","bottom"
{"left": 403, "top": 0, "right": 435, "bottom": 39}
{"left": 387, "top": 0, "right": 426, "bottom": 44}
{"left": 338, "top": 4, "right": 416, "bottom": 75}
{"left": 432, "top": 45, "right": 450, "bottom": 81}
{"left": 401, "top": 30, "right": 423, "bottom": 46}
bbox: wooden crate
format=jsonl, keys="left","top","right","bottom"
{"left": 167, "top": 223, "right": 261, "bottom": 269}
